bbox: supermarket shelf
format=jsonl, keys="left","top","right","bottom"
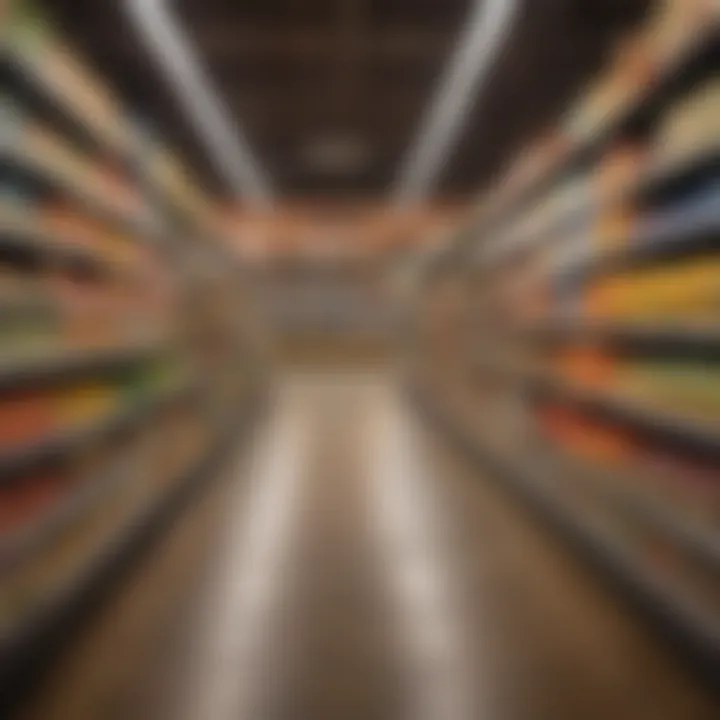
{"left": 557, "top": 23, "right": 719, "bottom": 190}
{"left": 0, "top": 224, "right": 120, "bottom": 276}
{"left": 485, "top": 146, "right": 720, "bottom": 270}
{"left": 0, "top": 392, "right": 264, "bottom": 713}
{"left": 544, "top": 450, "right": 720, "bottom": 571}
{"left": 1, "top": 47, "right": 134, "bottom": 171}
{"left": 526, "top": 320, "right": 720, "bottom": 353}
{"left": 411, "top": 380, "right": 720, "bottom": 680}
{"left": 0, "top": 340, "right": 166, "bottom": 394}
{"left": 2, "top": 52, "right": 215, "bottom": 244}
{"left": 556, "top": 200, "right": 720, "bottom": 284}
{"left": 0, "top": 457, "right": 134, "bottom": 574}
{"left": 0, "top": 384, "right": 182, "bottom": 484}
{"left": 471, "top": 21, "right": 719, "bottom": 260}
{"left": 477, "top": 363, "right": 720, "bottom": 556}
{"left": 0, "top": 382, "right": 197, "bottom": 573}
{"left": 0, "top": 146, "right": 159, "bottom": 241}
{"left": 636, "top": 146, "right": 720, "bottom": 202}
{"left": 530, "top": 376, "right": 720, "bottom": 460}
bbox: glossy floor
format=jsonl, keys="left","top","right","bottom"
{"left": 18, "top": 372, "right": 719, "bottom": 719}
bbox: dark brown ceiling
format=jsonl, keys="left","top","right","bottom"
{"left": 50, "top": 0, "right": 649, "bottom": 202}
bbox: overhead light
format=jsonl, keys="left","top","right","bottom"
{"left": 126, "top": 0, "right": 274, "bottom": 206}
{"left": 393, "top": 0, "right": 519, "bottom": 205}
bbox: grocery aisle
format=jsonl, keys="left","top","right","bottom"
{"left": 18, "top": 373, "right": 718, "bottom": 720}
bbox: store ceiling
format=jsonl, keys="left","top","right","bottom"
{"left": 52, "top": 0, "right": 648, "bottom": 203}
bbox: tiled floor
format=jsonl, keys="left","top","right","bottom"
{"left": 18, "top": 372, "right": 719, "bottom": 720}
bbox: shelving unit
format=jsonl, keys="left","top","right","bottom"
{"left": 412, "top": 0, "right": 720, "bottom": 675}
{"left": 525, "top": 320, "right": 720, "bottom": 352}
{"left": 412, "top": 382, "right": 720, "bottom": 677}
{"left": 471, "top": 14, "right": 719, "bottom": 263}
{"left": 552, "top": 199, "right": 720, "bottom": 283}
{"left": 0, "top": 340, "right": 165, "bottom": 390}
{"left": 531, "top": 375, "right": 720, "bottom": 455}
{"left": 0, "top": 0, "right": 262, "bottom": 697}
{"left": 0, "top": 382, "right": 186, "bottom": 482}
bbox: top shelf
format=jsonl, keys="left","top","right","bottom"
{"left": 1, "top": 30, "right": 136, "bottom": 172}
{"left": 466, "top": 19, "right": 719, "bottom": 264}
{"left": 480, "top": 142, "right": 720, "bottom": 272}
{"left": 1, "top": 19, "right": 216, "bottom": 239}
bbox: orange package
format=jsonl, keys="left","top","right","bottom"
{"left": 555, "top": 345, "right": 616, "bottom": 388}
{"left": 0, "top": 391, "right": 58, "bottom": 450}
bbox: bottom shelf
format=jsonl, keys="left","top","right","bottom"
{"left": 0, "top": 389, "right": 264, "bottom": 713}
{"left": 409, "top": 377, "right": 720, "bottom": 685}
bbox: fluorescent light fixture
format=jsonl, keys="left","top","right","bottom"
{"left": 126, "top": 0, "right": 274, "bottom": 206}
{"left": 393, "top": 0, "right": 519, "bottom": 205}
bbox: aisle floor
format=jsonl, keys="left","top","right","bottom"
{"left": 19, "top": 372, "right": 718, "bottom": 720}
